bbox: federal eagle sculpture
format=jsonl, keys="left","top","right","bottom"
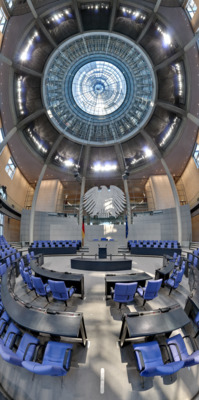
{"left": 84, "top": 185, "right": 126, "bottom": 218}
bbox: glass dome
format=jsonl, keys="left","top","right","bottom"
{"left": 71, "top": 61, "right": 127, "bottom": 116}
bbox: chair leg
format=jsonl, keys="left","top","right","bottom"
{"left": 143, "top": 299, "right": 146, "bottom": 306}
{"left": 169, "top": 287, "right": 172, "bottom": 296}
{"left": 65, "top": 300, "right": 67, "bottom": 306}
{"left": 194, "top": 330, "right": 199, "bottom": 338}
{"left": 141, "top": 376, "right": 144, "bottom": 389}
{"left": 118, "top": 302, "right": 122, "bottom": 309}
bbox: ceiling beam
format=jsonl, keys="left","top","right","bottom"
{"left": 156, "top": 100, "right": 186, "bottom": 116}
{"left": 73, "top": 0, "right": 83, "bottom": 33}
{"left": 109, "top": 0, "right": 118, "bottom": 32}
{"left": 17, "top": 109, "right": 45, "bottom": 129}
{"left": 13, "top": 63, "right": 42, "bottom": 78}
{"left": 155, "top": 50, "right": 184, "bottom": 71}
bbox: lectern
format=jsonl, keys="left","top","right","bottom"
{"left": 98, "top": 247, "right": 107, "bottom": 259}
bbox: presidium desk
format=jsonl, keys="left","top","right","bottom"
{"left": 1, "top": 269, "right": 87, "bottom": 346}
{"left": 119, "top": 304, "right": 190, "bottom": 347}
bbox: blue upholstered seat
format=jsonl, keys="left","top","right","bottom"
{"left": 0, "top": 322, "right": 20, "bottom": 350}
{"left": 47, "top": 280, "right": 75, "bottom": 306}
{"left": 22, "top": 341, "right": 73, "bottom": 376}
{"left": 31, "top": 276, "right": 50, "bottom": 300}
{"left": 165, "top": 267, "right": 185, "bottom": 295}
{"left": 113, "top": 282, "right": 137, "bottom": 309}
{"left": 23, "top": 271, "right": 34, "bottom": 290}
{"left": 133, "top": 340, "right": 184, "bottom": 378}
{"left": 0, "top": 332, "right": 39, "bottom": 367}
{"left": 136, "top": 279, "right": 162, "bottom": 306}
{"left": 166, "top": 333, "right": 199, "bottom": 368}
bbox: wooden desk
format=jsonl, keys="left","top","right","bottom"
{"left": 105, "top": 272, "right": 151, "bottom": 299}
{"left": 119, "top": 304, "right": 190, "bottom": 347}
{"left": 1, "top": 270, "right": 87, "bottom": 346}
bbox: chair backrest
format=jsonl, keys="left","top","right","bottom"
{"left": 16, "top": 333, "right": 39, "bottom": 361}
{"left": 47, "top": 280, "right": 69, "bottom": 300}
{"left": 43, "top": 341, "right": 73, "bottom": 369}
{"left": 0, "top": 263, "right": 6, "bottom": 277}
{"left": 144, "top": 279, "right": 162, "bottom": 300}
{"left": 173, "top": 269, "right": 184, "bottom": 288}
{"left": 3, "top": 322, "right": 20, "bottom": 348}
{"left": 23, "top": 271, "right": 33, "bottom": 290}
{"left": 113, "top": 282, "right": 137, "bottom": 303}
{"left": 31, "top": 276, "right": 47, "bottom": 296}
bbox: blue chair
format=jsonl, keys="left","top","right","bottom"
{"left": 165, "top": 268, "right": 184, "bottom": 295}
{"left": 133, "top": 340, "right": 184, "bottom": 382}
{"left": 166, "top": 333, "right": 199, "bottom": 368}
{"left": 112, "top": 282, "right": 137, "bottom": 309}
{"left": 136, "top": 279, "right": 162, "bottom": 306}
{"left": 0, "top": 332, "right": 39, "bottom": 367}
{"left": 0, "top": 311, "right": 10, "bottom": 335}
{"left": 23, "top": 271, "right": 34, "bottom": 290}
{"left": 31, "top": 276, "right": 50, "bottom": 301}
{"left": 47, "top": 280, "right": 75, "bottom": 306}
{"left": 0, "top": 322, "right": 20, "bottom": 350}
{"left": 0, "top": 263, "right": 7, "bottom": 278}
{"left": 22, "top": 341, "right": 73, "bottom": 376}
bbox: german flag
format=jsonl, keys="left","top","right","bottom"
{"left": 82, "top": 216, "right": 85, "bottom": 246}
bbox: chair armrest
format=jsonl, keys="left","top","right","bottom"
{"left": 134, "top": 349, "right": 145, "bottom": 372}
{"left": 183, "top": 335, "right": 198, "bottom": 352}
{"left": 63, "top": 348, "right": 72, "bottom": 371}
{"left": 23, "top": 342, "right": 39, "bottom": 360}
{"left": 159, "top": 343, "right": 174, "bottom": 362}
{"left": 32, "top": 343, "right": 45, "bottom": 362}
{"left": 166, "top": 342, "right": 183, "bottom": 360}
{"left": 4, "top": 332, "right": 22, "bottom": 349}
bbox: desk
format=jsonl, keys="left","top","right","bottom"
{"left": 71, "top": 257, "right": 132, "bottom": 271}
{"left": 105, "top": 272, "right": 151, "bottom": 299}
{"left": 155, "top": 261, "right": 175, "bottom": 286}
{"left": 1, "top": 270, "right": 87, "bottom": 346}
{"left": 30, "top": 261, "right": 84, "bottom": 299}
{"left": 29, "top": 247, "right": 77, "bottom": 256}
{"left": 119, "top": 304, "right": 190, "bottom": 347}
{"left": 130, "top": 247, "right": 181, "bottom": 256}
{"left": 184, "top": 266, "right": 199, "bottom": 320}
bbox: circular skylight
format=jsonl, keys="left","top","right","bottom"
{"left": 42, "top": 32, "right": 156, "bottom": 145}
{"left": 71, "top": 61, "right": 127, "bottom": 116}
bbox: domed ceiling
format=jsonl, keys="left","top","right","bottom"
{"left": 1, "top": 0, "right": 199, "bottom": 196}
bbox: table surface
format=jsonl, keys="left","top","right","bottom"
{"left": 1, "top": 271, "right": 86, "bottom": 340}
{"left": 105, "top": 272, "right": 151, "bottom": 283}
{"left": 121, "top": 305, "right": 190, "bottom": 338}
{"left": 31, "top": 260, "right": 83, "bottom": 282}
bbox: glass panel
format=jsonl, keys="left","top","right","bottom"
{"left": 5, "top": 157, "right": 16, "bottom": 180}
{"left": 72, "top": 61, "right": 127, "bottom": 116}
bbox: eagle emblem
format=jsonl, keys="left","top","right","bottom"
{"left": 84, "top": 185, "right": 126, "bottom": 218}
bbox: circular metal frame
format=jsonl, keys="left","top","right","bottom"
{"left": 42, "top": 32, "right": 157, "bottom": 146}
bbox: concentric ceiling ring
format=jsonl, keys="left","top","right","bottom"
{"left": 71, "top": 61, "right": 127, "bottom": 116}
{"left": 42, "top": 32, "right": 156, "bottom": 145}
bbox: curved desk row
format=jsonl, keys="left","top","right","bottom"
{"left": 105, "top": 272, "right": 151, "bottom": 299}
{"left": 184, "top": 265, "right": 199, "bottom": 320}
{"left": 30, "top": 260, "right": 84, "bottom": 299}
{"left": 1, "top": 269, "right": 87, "bottom": 346}
{"left": 130, "top": 247, "right": 181, "bottom": 256}
{"left": 29, "top": 247, "right": 77, "bottom": 256}
{"left": 71, "top": 257, "right": 132, "bottom": 271}
{"left": 119, "top": 304, "right": 190, "bottom": 347}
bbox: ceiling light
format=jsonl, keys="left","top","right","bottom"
{"left": 92, "top": 162, "right": 117, "bottom": 172}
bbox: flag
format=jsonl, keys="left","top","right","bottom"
{"left": 125, "top": 215, "right": 128, "bottom": 239}
{"left": 82, "top": 216, "right": 85, "bottom": 246}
